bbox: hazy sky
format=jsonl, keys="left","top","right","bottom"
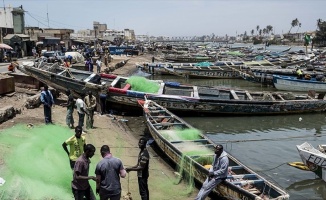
{"left": 3, "top": 0, "right": 325, "bottom": 37}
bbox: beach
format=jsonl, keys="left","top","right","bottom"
{"left": 0, "top": 54, "right": 200, "bottom": 199}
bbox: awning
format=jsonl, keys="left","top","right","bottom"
{"left": 0, "top": 43, "right": 13, "bottom": 50}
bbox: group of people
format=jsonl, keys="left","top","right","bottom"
{"left": 40, "top": 85, "right": 98, "bottom": 131}
{"left": 40, "top": 85, "right": 229, "bottom": 200}
{"left": 63, "top": 129, "right": 150, "bottom": 200}
{"left": 84, "top": 56, "right": 102, "bottom": 73}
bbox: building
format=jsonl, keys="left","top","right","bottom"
{"left": 0, "top": 6, "right": 15, "bottom": 43}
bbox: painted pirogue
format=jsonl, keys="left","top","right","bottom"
{"left": 138, "top": 99, "right": 289, "bottom": 200}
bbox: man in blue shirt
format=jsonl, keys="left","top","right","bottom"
{"left": 40, "top": 85, "right": 54, "bottom": 124}
{"left": 195, "top": 144, "right": 229, "bottom": 200}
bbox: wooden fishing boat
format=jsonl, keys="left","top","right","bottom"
{"left": 295, "top": 142, "right": 326, "bottom": 182}
{"left": 139, "top": 99, "right": 290, "bottom": 200}
{"left": 273, "top": 75, "right": 326, "bottom": 92}
{"left": 162, "top": 65, "right": 241, "bottom": 79}
{"left": 164, "top": 55, "right": 216, "bottom": 63}
{"left": 18, "top": 61, "right": 114, "bottom": 97}
{"left": 19, "top": 61, "right": 326, "bottom": 116}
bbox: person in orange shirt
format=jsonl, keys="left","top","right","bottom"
{"left": 63, "top": 58, "right": 70, "bottom": 67}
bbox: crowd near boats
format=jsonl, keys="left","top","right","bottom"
{"left": 16, "top": 42, "right": 326, "bottom": 199}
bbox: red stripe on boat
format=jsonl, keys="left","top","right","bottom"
{"left": 109, "top": 87, "right": 127, "bottom": 94}
{"left": 100, "top": 73, "right": 117, "bottom": 79}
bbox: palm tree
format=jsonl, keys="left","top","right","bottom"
{"left": 317, "top": 18, "right": 323, "bottom": 28}
{"left": 259, "top": 29, "right": 262, "bottom": 36}
{"left": 256, "top": 25, "right": 260, "bottom": 35}
{"left": 266, "top": 25, "right": 273, "bottom": 35}
{"left": 251, "top": 29, "right": 254, "bottom": 36}
{"left": 289, "top": 18, "right": 299, "bottom": 33}
{"left": 296, "top": 23, "right": 302, "bottom": 33}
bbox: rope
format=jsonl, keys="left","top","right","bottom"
{"left": 254, "top": 162, "right": 288, "bottom": 172}
{"left": 217, "top": 133, "right": 325, "bottom": 144}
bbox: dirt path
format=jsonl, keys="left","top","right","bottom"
{"left": 0, "top": 54, "right": 200, "bottom": 199}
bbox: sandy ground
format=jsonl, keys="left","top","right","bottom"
{"left": 0, "top": 54, "right": 200, "bottom": 200}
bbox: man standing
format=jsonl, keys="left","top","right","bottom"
{"left": 96, "top": 56, "right": 102, "bottom": 74}
{"left": 72, "top": 144, "right": 97, "bottom": 200}
{"left": 125, "top": 137, "right": 150, "bottom": 200}
{"left": 76, "top": 93, "right": 87, "bottom": 130}
{"left": 84, "top": 91, "right": 96, "bottom": 129}
{"left": 62, "top": 126, "right": 86, "bottom": 169}
{"left": 99, "top": 84, "right": 108, "bottom": 115}
{"left": 60, "top": 89, "right": 75, "bottom": 129}
{"left": 195, "top": 144, "right": 229, "bottom": 200}
{"left": 95, "top": 145, "right": 126, "bottom": 200}
{"left": 40, "top": 85, "right": 54, "bottom": 124}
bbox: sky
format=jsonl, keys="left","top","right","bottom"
{"left": 2, "top": 0, "right": 326, "bottom": 37}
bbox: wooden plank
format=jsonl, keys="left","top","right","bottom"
{"left": 193, "top": 86, "right": 199, "bottom": 98}
{"left": 152, "top": 122, "right": 184, "bottom": 126}
{"left": 230, "top": 90, "right": 239, "bottom": 100}
{"left": 245, "top": 91, "right": 253, "bottom": 100}
{"left": 158, "top": 82, "right": 165, "bottom": 94}
{"left": 276, "top": 94, "right": 285, "bottom": 101}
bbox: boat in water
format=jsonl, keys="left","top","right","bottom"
{"left": 19, "top": 61, "right": 326, "bottom": 116}
{"left": 295, "top": 142, "right": 326, "bottom": 182}
{"left": 138, "top": 99, "right": 290, "bottom": 200}
{"left": 273, "top": 75, "right": 326, "bottom": 92}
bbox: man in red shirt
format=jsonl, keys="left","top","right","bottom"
{"left": 71, "top": 144, "right": 97, "bottom": 200}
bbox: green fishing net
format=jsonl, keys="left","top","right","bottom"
{"left": 0, "top": 124, "right": 98, "bottom": 199}
{"left": 126, "top": 76, "right": 160, "bottom": 93}
{"left": 161, "top": 128, "right": 201, "bottom": 141}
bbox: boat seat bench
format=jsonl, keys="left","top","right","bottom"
{"left": 171, "top": 139, "right": 209, "bottom": 143}
{"left": 153, "top": 122, "right": 184, "bottom": 126}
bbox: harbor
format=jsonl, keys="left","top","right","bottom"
{"left": 1, "top": 1, "right": 326, "bottom": 199}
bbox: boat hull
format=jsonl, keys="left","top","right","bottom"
{"left": 141, "top": 100, "right": 289, "bottom": 200}
{"left": 273, "top": 75, "right": 326, "bottom": 92}
{"left": 296, "top": 142, "right": 326, "bottom": 181}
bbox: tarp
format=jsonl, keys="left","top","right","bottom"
{"left": 65, "top": 52, "right": 85, "bottom": 63}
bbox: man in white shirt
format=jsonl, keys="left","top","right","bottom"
{"left": 76, "top": 93, "right": 88, "bottom": 129}
{"left": 96, "top": 57, "right": 102, "bottom": 74}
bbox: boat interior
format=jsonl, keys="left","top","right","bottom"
{"left": 144, "top": 101, "right": 282, "bottom": 198}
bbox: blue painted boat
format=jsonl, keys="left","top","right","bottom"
{"left": 273, "top": 75, "right": 326, "bottom": 92}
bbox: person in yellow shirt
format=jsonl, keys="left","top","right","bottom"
{"left": 62, "top": 126, "right": 86, "bottom": 169}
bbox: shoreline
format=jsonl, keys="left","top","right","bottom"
{"left": 0, "top": 54, "right": 200, "bottom": 199}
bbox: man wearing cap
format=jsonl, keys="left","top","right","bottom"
{"left": 195, "top": 144, "right": 229, "bottom": 200}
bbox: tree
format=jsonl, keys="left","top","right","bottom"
{"left": 256, "top": 25, "right": 260, "bottom": 35}
{"left": 266, "top": 25, "right": 273, "bottom": 35}
{"left": 314, "top": 19, "right": 326, "bottom": 46}
{"left": 259, "top": 29, "right": 262, "bottom": 36}
{"left": 289, "top": 18, "right": 299, "bottom": 33}
{"left": 296, "top": 23, "right": 302, "bottom": 33}
{"left": 251, "top": 29, "right": 254, "bottom": 36}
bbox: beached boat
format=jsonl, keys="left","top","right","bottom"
{"left": 18, "top": 61, "right": 113, "bottom": 97}
{"left": 19, "top": 61, "right": 326, "bottom": 116}
{"left": 139, "top": 99, "right": 290, "bottom": 200}
{"left": 273, "top": 75, "right": 326, "bottom": 92}
{"left": 162, "top": 65, "right": 241, "bottom": 79}
{"left": 295, "top": 142, "right": 326, "bottom": 182}
{"left": 164, "top": 55, "right": 216, "bottom": 63}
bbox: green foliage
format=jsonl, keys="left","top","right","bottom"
{"left": 314, "top": 19, "right": 326, "bottom": 47}
{"left": 126, "top": 76, "right": 160, "bottom": 93}
{"left": 253, "top": 37, "right": 263, "bottom": 45}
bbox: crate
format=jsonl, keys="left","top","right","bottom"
{"left": 0, "top": 75, "right": 15, "bottom": 94}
